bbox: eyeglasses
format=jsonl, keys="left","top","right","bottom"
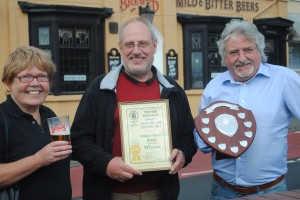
{"left": 123, "top": 41, "right": 150, "bottom": 50}
{"left": 227, "top": 47, "right": 256, "bottom": 58}
{"left": 17, "top": 75, "right": 51, "bottom": 83}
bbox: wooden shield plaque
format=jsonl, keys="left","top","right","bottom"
{"left": 194, "top": 101, "right": 256, "bottom": 157}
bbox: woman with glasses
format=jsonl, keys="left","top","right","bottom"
{"left": 0, "top": 46, "right": 72, "bottom": 200}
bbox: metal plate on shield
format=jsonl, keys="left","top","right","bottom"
{"left": 194, "top": 101, "right": 256, "bottom": 157}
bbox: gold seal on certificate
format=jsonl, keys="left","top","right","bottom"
{"left": 119, "top": 99, "right": 173, "bottom": 172}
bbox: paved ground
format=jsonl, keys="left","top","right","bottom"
{"left": 71, "top": 132, "right": 300, "bottom": 199}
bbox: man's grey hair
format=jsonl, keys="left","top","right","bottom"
{"left": 217, "top": 19, "right": 267, "bottom": 66}
{"left": 118, "top": 16, "right": 157, "bottom": 43}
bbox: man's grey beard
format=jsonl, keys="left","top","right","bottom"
{"left": 234, "top": 62, "right": 254, "bottom": 78}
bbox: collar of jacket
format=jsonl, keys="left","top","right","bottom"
{"left": 100, "top": 65, "right": 175, "bottom": 92}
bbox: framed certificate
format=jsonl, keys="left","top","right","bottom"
{"left": 119, "top": 99, "right": 173, "bottom": 171}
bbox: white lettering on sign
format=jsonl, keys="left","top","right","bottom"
{"left": 64, "top": 75, "right": 87, "bottom": 82}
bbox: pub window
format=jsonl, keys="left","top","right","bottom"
{"left": 289, "top": 41, "right": 300, "bottom": 70}
{"left": 288, "top": 14, "right": 300, "bottom": 71}
{"left": 183, "top": 28, "right": 205, "bottom": 90}
{"left": 35, "top": 23, "right": 95, "bottom": 95}
{"left": 255, "top": 18, "right": 293, "bottom": 67}
{"left": 183, "top": 29, "right": 224, "bottom": 89}
{"left": 178, "top": 15, "right": 231, "bottom": 90}
{"left": 184, "top": 30, "right": 224, "bottom": 89}
{"left": 265, "top": 38, "right": 276, "bottom": 65}
{"left": 19, "top": 1, "right": 113, "bottom": 95}
{"left": 208, "top": 33, "right": 223, "bottom": 79}
{"left": 288, "top": 27, "right": 300, "bottom": 70}
{"left": 37, "top": 25, "right": 52, "bottom": 59}
{"left": 191, "top": 33, "right": 204, "bottom": 88}
{"left": 58, "top": 26, "right": 91, "bottom": 93}
{"left": 38, "top": 26, "right": 50, "bottom": 46}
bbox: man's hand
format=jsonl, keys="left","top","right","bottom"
{"left": 169, "top": 148, "right": 185, "bottom": 175}
{"left": 106, "top": 157, "right": 142, "bottom": 182}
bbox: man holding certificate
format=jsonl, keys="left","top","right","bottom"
{"left": 71, "top": 16, "right": 197, "bottom": 200}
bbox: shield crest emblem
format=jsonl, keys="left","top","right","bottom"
{"left": 194, "top": 101, "right": 256, "bottom": 157}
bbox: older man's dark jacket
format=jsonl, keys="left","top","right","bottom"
{"left": 71, "top": 66, "right": 197, "bottom": 200}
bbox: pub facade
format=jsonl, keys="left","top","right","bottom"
{"left": 0, "top": 0, "right": 299, "bottom": 120}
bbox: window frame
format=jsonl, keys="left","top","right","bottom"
{"left": 178, "top": 15, "right": 233, "bottom": 89}
{"left": 19, "top": 1, "right": 113, "bottom": 95}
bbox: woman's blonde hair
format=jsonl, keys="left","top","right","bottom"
{"left": 2, "top": 46, "right": 56, "bottom": 85}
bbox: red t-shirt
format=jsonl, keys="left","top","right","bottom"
{"left": 112, "top": 71, "right": 164, "bottom": 193}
